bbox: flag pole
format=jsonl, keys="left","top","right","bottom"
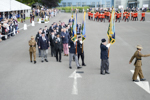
{"left": 108, "top": 7, "right": 113, "bottom": 58}
{"left": 75, "top": 10, "right": 77, "bottom": 55}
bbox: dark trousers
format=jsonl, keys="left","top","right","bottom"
{"left": 38, "top": 48, "right": 41, "bottom": 57}
{"left": 51, "top": 46, "right": 56, "bottom": 56}
{"left": 78, "top": 52, "right": 85, "bottom": 65}
{"left": 56, "top": 49, "right": 61, "bottom": 61}
{"left": 88, "top": 16, "right": 90, "bottom": 20}
{"left": 101, "top": 59, "right": 109, "bottom": 73}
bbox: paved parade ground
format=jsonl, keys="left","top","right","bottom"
{"left": 0, "top": 13, "right": 150, "bottom": 100}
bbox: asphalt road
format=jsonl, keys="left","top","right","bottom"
{"left": 0, "top": 12, "right": 150, "bottom": 100}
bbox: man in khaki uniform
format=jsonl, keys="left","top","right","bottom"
{"left": 29, "top": 36, "right": 36, "bottom": 64}
{"left": 129, "top": 45, "right": 150, "bottom": 82}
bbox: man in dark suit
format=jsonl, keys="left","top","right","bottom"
{"left": 38, "top": 32, "right": 49, "bottom": 62}
{"left": 77, "top": 36, "right": 86, "bottom": 66}
{"left": 43, "top": 26, "right": 49, "bottom": 38}
{"left": 100, "top": 38, "right": 110, "bottom": 75}
{"left": 49, "top": 24, "right": 54, "bottom": 32}
{"left": 68, "top": 37, "right": 82, "bottom": 69}
{"left": 68, "top": 17, "right": 74, "bottom": 23}
{"left": 49, "top": 31, "right": 56, "bottom": 57}
{"left": 77, "top": 22, "right": 81, "bottom": 35}
{"left": 55, "top": 34, "right": 62, "bottom": 62}
{"left": 35, "top": 29, "right": 42, "bottom": 57}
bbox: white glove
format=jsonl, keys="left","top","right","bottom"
{"left": 106, "top": 43, "right": 111, "bottom": 48}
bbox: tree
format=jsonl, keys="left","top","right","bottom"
{"left": 16, "top": 0, "right": 62, "bottom": 8}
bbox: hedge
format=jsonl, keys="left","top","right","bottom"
{"left": 56, "top": 6, "right": 90, "bottom": 13}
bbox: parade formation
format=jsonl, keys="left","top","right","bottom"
{"left": 88, "top": 10, "right": 146, "bottom": 22}
{"left": 0, "top": 1, "right": 150, "bottom": 99}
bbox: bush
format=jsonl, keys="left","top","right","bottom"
{"left": 56, "top": 6, "right": 90, "bottom": 13}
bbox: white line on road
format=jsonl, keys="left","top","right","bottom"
{"left": 69, "top": 70, "right": 82, "bottom": 95}
{"left": 130, "top": 70, "right": 150, "bottom": 94}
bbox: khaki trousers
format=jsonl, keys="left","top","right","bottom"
{"left": 132, "top": 66, "right": 144, "bottom": 80}
{"left": 30, "top": 52, "right": 36, "bottom": 61}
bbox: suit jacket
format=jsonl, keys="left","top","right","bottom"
{"left": 55, "top": 38, "right": 62, "bottom": 50}
{"left": 49, "top": 26, "right": 54, "bottom": 32}
{"left": 38, "top": 36, "right": 49, "bottom": 50}
{"left": 43, "top": 29, "right": 49, "bottom": 36}
{"left": 100, "top": 43, "right": 108, "bottom": 60}
{"left": 35, "top": 32, "right": 42, "bottom": 45}
{"left": 61, "top": 32, "right": 70, "bottom": 44}
{"left": 77, "top": 24, "right": 81, "bottom": 33}
{"left": 69, "top": 38, "right": 76, "bottom": 53}
{"left": 77, "top": 40, "right": 83, "bottom": 54}
{"left": 49, "top": 35, "right": 56, "bottom": 47}
{"left": 29, "top": 40, "right": 36, "bottom": 52}
{"left": 129, "top": 50, "right": 150, "bottom": 66}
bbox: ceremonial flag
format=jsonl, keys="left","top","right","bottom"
{"left": 107, "top": 9, "right": 115, "bottom": 44}
{"left": 82, "top": 12, "right": 86, "bottom": 42}
{"left": 71, "top": 12, "right": 77, "bottom": 42}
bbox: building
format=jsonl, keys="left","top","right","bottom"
{"left": 59, "top": 0, "right": 150, "bottom": 9}
{"left": 114, "top": 0, "right": 150, "bottom": 9}
{"left": 59, "top": 0, "right": 114, "bottom": 8}
{"left": 0, "top": 0, "right": 31, "bottom": 20}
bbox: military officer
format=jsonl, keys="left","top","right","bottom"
{"left": 129, "top": 45, "right": 150, "bottom": 82}
{"left": 29, "top": 36, "right": 36, "bottom": 64}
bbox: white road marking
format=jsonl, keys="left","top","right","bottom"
{"left": 130, "top": 70, "right": 150, "bottom": 94}
{"left": 69, "top": 70, "right": 82, "bottom": 95}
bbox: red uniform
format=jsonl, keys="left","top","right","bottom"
{"left": 140, "top": 12, "right": 145, "bottom": 21}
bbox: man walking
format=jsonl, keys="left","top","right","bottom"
{"left": 28, "top": 36, "right": 36, "bottom": 64}
{"left": 61, "top": 28, "right": 70, "bottom": 56}
{"left": 55, "top": 34, "right": 62, "bottom": 62}
{"left": 77, "top": 36, "right": 86, "bottom": 66}
{"left": 49, "top": 31, "right": 56, "bottom": 57}
{"left": 38, "top": 32, "right": 49, "bottom": 62}
{"left": 68, "top": 38, "right": 81, "bottom": 69}
{"left": 129, "top": 45, "right": 150, "bottom": 82}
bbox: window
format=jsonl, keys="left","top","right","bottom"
{"left": 82, "top": 2, "right": 86, "bottom": 7}
{"left": 62, "top": 2, "right": 66, "bottom": 7}
{"left": 68, "top": 2, "right": 72, "bottom": 6}
{"left": 106, "top": 1, "right": 111, "bottom": 7}
{"left": 76, "top": 2, "right": 81, "bottom": 7}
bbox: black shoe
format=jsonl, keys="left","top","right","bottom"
{"left": 77, "top": 66, "right": 82, "bottom": 69}
{"left": 82, "top": 64, "right": 86, "bottom": 66}
{"left": 34, "top": 61, "right": 36, "bottom": 64}
{"left": 133, "top": 80, "right": 139, "bottom": 82}
{"left": 30, "top": 61, "right": 32, "bottom": 62}
{"left": 105, "top": 72, "right": 110, "bottom": 74}
{"left": 101, "top": 73, "right": 105, "bottom": 75}
{"left": 51, "top": 55, "right": 53, "bottom": 57}
{"left": 140, "top": 79, "right": 146, "bottom": 81}
{"left": 69, "top": 67, "right": 72, "bottom": 69}
{"left": 41, "top": 60, "right": 44, "bottom": 62}
{"left": 39, "top": 56, "right": 41, "bottom": 57}
{"left": 59, "top": 60, "right": 61, "bottom": 62}
{"left": 45, "top": 59, "right": 48, "bottom": 62}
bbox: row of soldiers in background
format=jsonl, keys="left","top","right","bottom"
{"left": 0, "top": 18, "right": 19, "bottom": 42}
{"left": 30, "top": 21, "right": 85, "bottom": 69}
{"left": 88, "top": 10, "right": 145, "bottom": 23}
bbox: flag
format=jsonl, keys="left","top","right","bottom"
{"left": 81, "top": 12, "right": 86, "bottom": 42}
{"left": 107, "top": 9, "right": 115, "bottom": 44}
{"left": 71, "top": 12, "right": 77, "bottom": 42}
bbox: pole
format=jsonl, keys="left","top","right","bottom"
{"left": 75, "top": 10, "right": 77, "bottom": 54}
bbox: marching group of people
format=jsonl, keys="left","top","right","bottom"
{"left": 88, "top": 10, "right": 146, "bottom": 23}
{"left": 29, "top": 19, "right": 86, "bottom": 69}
